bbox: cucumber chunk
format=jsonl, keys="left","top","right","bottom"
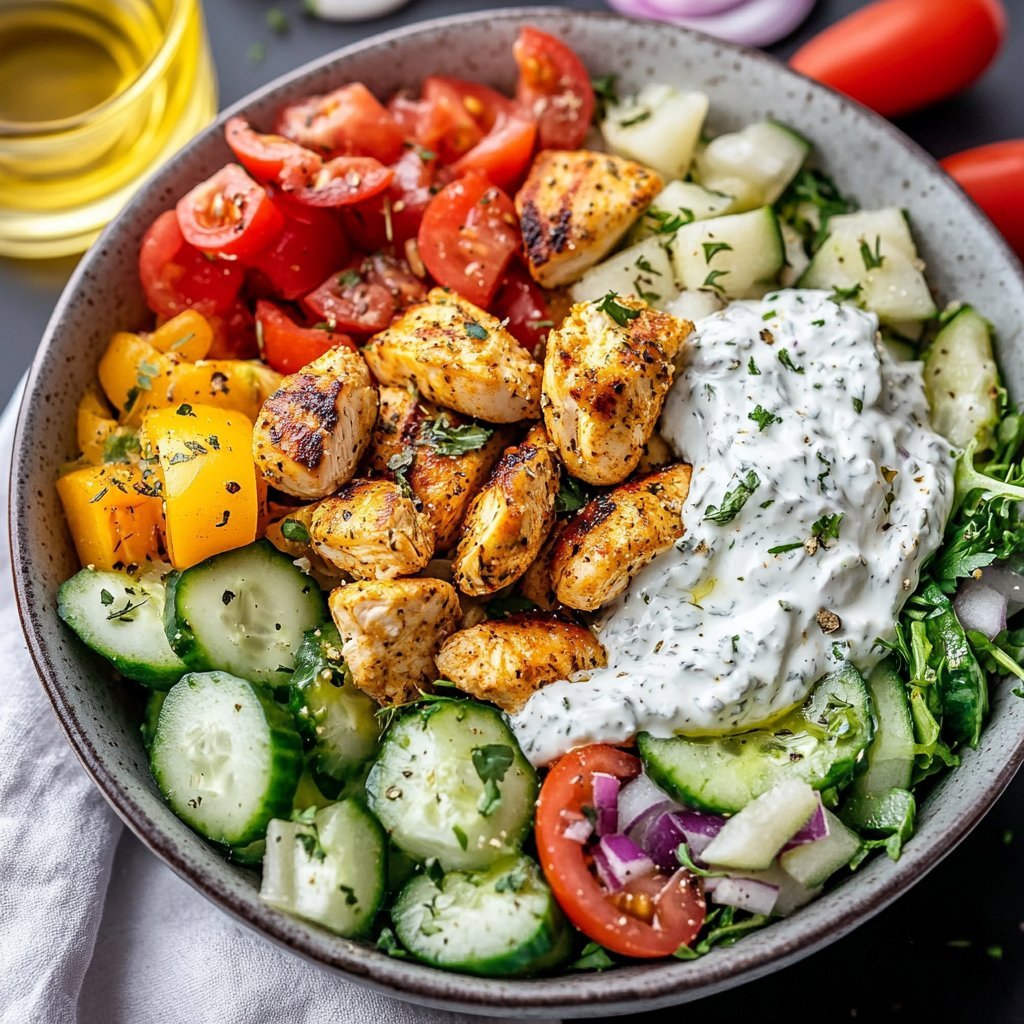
{"left": 602, "top": 84, "right": 709, "bottom": 180}
{"left": 923, "top": 306, "right": 999, "bottom": 449}
{"left": 150, "top": 670, "right": 302, "bottom": 846}
{"left": 141, "top": 691, "right": 166, "bottom": 751}
{"left": 58, "top": 567, "right": 186, "bottom": 688}
{"left": 393, "top": 856, "right": 568, "bottom": 976}
{"left": 638, "top": 663, "right": 873, "bottom": 814}
{"left": 841, "top": 787, "right": 916, "bottom": 841}
{"left": 671, "top": 207, "right": 785, "bottom": 299}
{"left": 694, "top": 121, "right": 810, "bottom": 211}
{"left": 665, "top": 288, "right": 725, "bottom": 323}
{"left": 630, "top": 180, "right": 737, "bottom": 243}
{"left": 165, "top": 540, "right": 327, "bottom": 687}
{"left": 779, "top": 809, "right": 861, "bottom": 887}
{"left": 569, "top": 236, "right": 675, "bottom": 310}
{"left": 260, "top": 799, "right": 386, "bottom": 937}
{"left": 367, "top": 698, "right": 538, "bottom": 871}
{"left": 851, "top": 657, "right": 915, "bottom": 798}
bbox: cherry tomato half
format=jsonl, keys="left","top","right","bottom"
{"left": 417, "top": 171, "right": 520, "bottom": 309}
{"left": 492, "top": 262, "right": 552, "bottom": 356}
{"left": 207, "top": 299, "right": 259, "bottom": 360}
{"left": 536, "top": 745, "right": 706, "bottom": 958}
{"left": 513, "top": 26, "right": 595, "bottom": 151}
{"left": 138, "top": 210, "right": 245, "bottom": 320}
{"left": 224, "top": 117, "right": 323, "bottom": 191}
{"left": 408, "top": 79, "right": 486, "bottom": 163}
{"left": 256, "top": 300, "right": 355, "bottom": 374}
{"left": 176, "top": 164, "right": 285, "bottom": 260}
{"left": 291, "top": 157, "right": 394, "bottom": 208}
{"left": 790, "top": 0, "right": 1007, "bottom": 118}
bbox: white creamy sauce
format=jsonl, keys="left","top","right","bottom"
{"left": 511, "top": 289, "right": 954, "bottom": 765}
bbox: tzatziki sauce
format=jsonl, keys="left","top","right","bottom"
{"left": 511, "top": 289, "right": 954, "bottom": 766}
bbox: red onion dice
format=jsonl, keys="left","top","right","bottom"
{"left": 596, "top": 833, "right": 657, "bottom": 890}
{"left": 617, "top": 772, "right": 679, "bottom": 833}
{"left": 592, "top": 771, "right": 621, "bottom": 837}
{"left": 781, "top": 796, "right": 829, "bottom": 851}
{"left": 709, "top": 876, "right": 780, "bottom": 916}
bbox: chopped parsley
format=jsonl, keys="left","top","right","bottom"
{"left": 556, "top": 476, "right": 593, "bottom": 514}
{"left": 704, "top": 470, "right": 760, "bottom": 525}
{"left": 472, "top": 743, "right": 515, "bottom": 817}
{"left": 281, "top": 518, "right": 311, "bottom": 543}
{"left": 768, "top": 540, "right": 804, "bottom": 555}
{"left": 464, "top": 320, "right": 489, "bottom": 340}
{"left": 852, "top": 396, "right": 864, "bottom": 414}
{"left": 703, "top": 269, "right": 729, "bottom": 291}
{"left": 619, "top": 108, "right": 651, "bottom": 128}
{"left": 387, "top": 449, "right": 416, "bottom": 498}
{"left": 859, "top": 235, "right": 885, "bottom": 271}
{"left": 777, "top": 348, "right": 805, "bottom": 373}
{"left": 747, "top": 357, "right": 761, "bottom": 375}
{"left": 812, "top": 511, "right": 845, "bottom": 542}
{"left": 597, "top": 291, "right": 641, "bottom": 327}
{"left": 702, "top": 241, "right": 733, "bottom": 263}
{"left": 644, "top": 208, "right": 691, "bottom": 234}
{"left": 748, "top": 405, "right": 782, "bottom": 432}
{"left": 418, "top": 414, "right": 493, "bottom": 456}
{"left": 338, "top": 268, "right": 362, "bottom": 287}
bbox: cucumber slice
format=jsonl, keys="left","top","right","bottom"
{"left": 165, "top": 540, "right": 327, "bottom": 687}
{"left": 601, "top": 84, "right": 709, "bottom": 180}
{"left": 701, "top": 779, "right": 819, "bottom": 871}
{"left": 393, "top": 855, "right": 568, "bottom": 977}
{"left": 851, "top": 658, "right": 915, "bottom": 798}
{"left": 290, "top": 624, "right": 381, "bottom": 787}
{"left": 779, "top": 809, "right": 861, "bottom": 887}
{"left": 827, "top": 208, "right": 918, "bottom": 257}
{"left": 260, "top": 799, "right": 386, "bottom": 937}
{"left": 58, "top": 567, "right": 186, "bottom": 688}
{"left": 671, "top": 207, "right": 785, "bottom": 299}
{"left": 694, "top": 121, "right": 810, "bottom": 211}
{"left": 569, "top": 236, "right": 676, "bottom": 310}
{"left": 638, "top": 663, "right": 873, "bottom": 814}
{"left": 630, "top": 180, "right": 737, "bottom": 242}
{"left": 665, "top": 288, "right": 725, "bottom": 323}
{"left": 150, "top": 670, "right": 302, "bottom": 846}
{"left": 367, "top": 698, "right": 538, "bottom": 871}
{"left": 923, "top": 306, "right": 999, "bottom": 449}
{"left": 141, "top": 691, "right": 166, "bottom": 751}
{"left": 841, "top": 787, "right": 916, "bottom": 841}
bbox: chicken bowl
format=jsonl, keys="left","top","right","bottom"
{"left": 11, "top": 7, "right": 1024, "bottom": 1017}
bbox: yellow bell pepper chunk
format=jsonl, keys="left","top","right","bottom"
{"left": 97, "top": 332, "right": 181, "bottom": 426}
{"left": 56, "top": 463, "right": 166, "bottom": 570}
{"left": 141, "top": 404, "right": 259, "bottom": 569}
{"left": 161, "top": 360, "right": 282, "bottom": 423}
{"left": 76, "top": 388, "right": 118, "bottom": 463}
{"left": 147, "top": 309, "right": 213, "bottom": 362}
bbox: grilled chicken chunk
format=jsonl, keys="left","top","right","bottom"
{"left": 516, "top": 151, "right": 663, "bottom": 288}
{"left": 252, "top": 346, "right": 378, "bottom": 499}
{"left": 362, "top": 289, "right": 542, "bottom": 423}
{"left": 363, "top": 386, "right": 511, "bottom": 551}
{"left": 264, "top": 501, "right": 344, "bottom": 584}
{"left": 517, "top": 520, "right": 565, "bottom": 612}
{"left": 311, "top": 478, "right": 435, "bottom": 579}
{"left": 452, "top": 425, "right": 560, "bottom": 597}
{"left": 328, "top": 578, "right": 461, "bottom": 706}
{"left": 436, "top": 615, "right": 607, "bottom": 713}
{"left": 551, "top": 463, "right": 693, "bottom": 611}
{"left": 542, "top": 297, "right": 692, "bottom": 486}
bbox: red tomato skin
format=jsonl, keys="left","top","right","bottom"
{"left": 138, "top": 211, "right": 245, "bottom": 320}
{"left": 207, "top": 300, "right": 259, "bottom": 360}
{"left": 942, "top": 140, "right": 1024, "bottom": 260}
{"left": 790, "top": 0, "right": 1006, "bottom": 118}
{"left": 256, "top": 300, "right": 355, "bottom": 374}
{"left": 513, "top": 26, "right": 595, "bottom": 151}
{"left": 493, "top": 263, "right": 552, "bottom": 356}
{"left": 415, "top": 79, "right": 487, "bottom": 163}
{"left": 224, "top": 117, "right": 322, "bottom": 190}
{"left": 290, "top": 157, "right": 394, "bottom": 209}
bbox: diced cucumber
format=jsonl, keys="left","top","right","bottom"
{"left": 569, "top": 236, "right": 676, "bottom": 310}
{"left": 150, "top": 670, "right": 303, "bottom": 846}
{"left": 393, "top": 855, "right": 568, "bottom": 977}
{"left": 630, "top": 180, "right": 737, "bottom": 242}
{"left": 638, "top": 663, "right": 873, "bottom": 814}
{"left": 923, "top": 306, "right": 999, "bottom": 449}
{"left": 58, "top": 567, "right": 186, "bottom": 688}
{"left": 165, "top": 540, "right": 327, "bottom": 688}
{"left": 665, "top": 288, "right": 725, "bottom": 323}
{"left": 290, "top": 624, "right": 381, "bottom": 787}
{"left": 366, "top": 699, "right": 538, "bottom": 871}
{"left": 141, "top": 691, "right": 166, "bottom": 751}
{"left": 701, "top": 779, "right": 819, "bottom": 871}
{"left": 694, "top": 121, "right": 810, "bottom": 211}
{"left": 851, "top": 658, "right": 915, "bottom": 798}
{"left": 671, "top": 207, "right": 785, "bottom": 299}
{"left": 828, "top": 208, "right": 918, "bottom": 257}
{"left": 841, "top": 787, "right": 916, "bottom": 841}
{"left": 779, "top": 809, "right": 861, "bottom": 887}
{"left": 601, "top": 84, "right": 709, "bottom": 180}
{"left": 260, "top": 799, "right": 386, "bottom": 937}
{"left": 779, "top": 221, "right": 810, "bottom": 286}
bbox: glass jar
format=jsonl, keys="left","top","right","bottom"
{"left": 0, "top": 0, "right": 217, "bottom": 258}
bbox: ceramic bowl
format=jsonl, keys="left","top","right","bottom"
{"left": 11, "top": 7, "right": 1024, "bottom": 1018}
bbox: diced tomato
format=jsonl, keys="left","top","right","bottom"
{"left": 492, "top": 263, "right": 553, "bottom": 356}
{"left": 416, "top": 78, "right": 487, "bottom": 163}
{"left": 513, "top": 27, "right": 595, "bottom": 150}
{"left": 224, "top": 117, "right": 323, "bottom": 191}
{"left": 290, "top": 157, "right": 394, "bottom": 208}
{"left": 207, "top": 299, "right": 259, "bottom": 359}
{"left": 275, "top": 82, "right": 405, "bottom": 164}
{"left": 256, "top": 300, "right": 355, "bottom": 374}
{"left": 417, "top": 171, "right": 520, "bottom": 308}
{"left": 139, "top": 210, "right": 245, "bottom": 320}
{"left": 176, "top": 164, "right": 285, "bottom": 260}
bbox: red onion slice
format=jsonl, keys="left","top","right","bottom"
{"left": 642, "top": 0, "right": 748, "bottom": 16}
{"left": 781, "top": 796, "right": 829, "bottom": 851}
{"left": 592, "top": 772, "right": 621, "bottom": 837}
{"left": 596, "top": 833, "right": 657, "bottom": 889}
{"left": 644, "top": 808, "right": 727, "bottom": 870}
{"left": 953, "top": 578, "right": 1007, "bottom": 640}
{"left": 561, "top": 814, "right": 594, "bottom": 844}
{"left": 710, "top": 876, "right": 780, "bottom": 916}
{"left": 617, "top": 772, "right": 680, "bottom": 833}
{"left": 977, "top": 564, "right": 1024, "bottom": 614}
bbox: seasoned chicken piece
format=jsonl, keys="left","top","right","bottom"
{"left": 436, "top": 615, "right": 607, "bottom": 714}
{"left": 552, "top": 464, "right": 693, "bottom": 611}
{"left": 452, "top": 425, "right": 560, "bottom": 597}
{"left": 264, "top": 501, "right": 344, "bottom": 584}
{"left": 311, "top": 478, "right": 435, "bottom": 580}
{"left": 363, "top": 289, "right": 541, "bottom": 423}
{"left": 253, "top": 347, "right": 378, "bottom": 499}
{"left": 517, "top": 520, "right": 565, "bottom": 612}
{"left": 636, "top": 432, "right": 675, "bottom": 475}
{"left": 363, "top": 386, "right": 511, "bottom": 550}
{"left": 516, "top": 150, "right": 663, "bottom": 288}
{"left": 542, "top": 297, "right": 692, "bottom": 485}
{"left": 328, "top": 578, "right": 461, "bottom": 706}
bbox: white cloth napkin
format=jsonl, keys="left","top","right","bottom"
{"left": 0, "top": 390, "right": 559, "bottom": 1024}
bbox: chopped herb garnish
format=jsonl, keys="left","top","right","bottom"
{"left": 418, "top": 414, "right": 494, "bottom": 456}
{"left": 597, "top": 291, "right": 641, "bottom": 327}
{"left": 102, "top": 432, "right": 141, "bottom": 463}
{"left": 704, "top": 470, "right": 760, "bottom": 525}
{"left": 852, "top": 396, "right": 864, "bottom": 413}
{"left": 570, "top": 941, "right": 616, "bottom": 971}
{"left": 777, "top": 348, "right": 805, "bottom": 373}
{"left": 176, "top": 403, "right": 196, "bottom": 417}
{"left": 338, "top": 268, "right": 362, "bottom": 287}
{"left": 281, "top": 518, "right": 311, "bottom": 543}
{"left": 472, "top": 743, "right": 514, "bottom": 817}
{"left": 768, "top": 540, "right": 804, "bottom": 554}
{"left": 635, "top": 255, "right": 656, "bottom": 273}
{"left": 812, "top": 512, "right": 845, "bottom": 542}
{"left": 99, "top": 589, "right": 114, "bottom": 606}
{"left": 590, "top": 73, "right": 619, "bottom": 120}
{"left": 645, "top": 208, "right": 691, "bottom": 234}
{"left": 464, "top": 320, "right": 489, "bottom": 340}
{"left": 387, "top": 449, "right": 416, "bottom": 498}
{"left": 452, "top": 824, "right": 469, "bottom": 850}
{"left": 106, "top": 596, "right": 148, "bottom": 622}
{"left": 169, "top": 331, "right": 196, "bottom": 352}
{"left": 89, "top": 486, "right": 109, "bottom": 504}
{"left": 556, "top": 476, "right": 593, "bottom": 514}
{"left": 703, "top": 269, "right": 729, "bottom": 291}
{"left": 859, "top": 235, "right": 885, "bottom": 271}
{"left": 830, "top": 282, "right": 863, "bottom": 304}
{"left": 748, "top": 405, "right": 782, "bottom": 432}
{"left": 123, "top": 386, "right": 141, "bottom": 414}
{"left": 762, "top": 310, "right": 776, "bottom": 321}
{"left": 702, "top": 241, "right": 733, "bottom": 263}
{"left": 748, "top": 357, "right": 760, "bottom": 375}
{"left": 619, "top": 109, "right": 651, "bottom": 128}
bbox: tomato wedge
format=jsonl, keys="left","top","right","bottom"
{"left": 535, "top": 744, "right": 706, "bottom": 959}
{"left": 417, "top": 171, "right": 520, "bottom": 308}
{"left": 176, "top": 164, "right": 284, "bottom": 260}
{"left": 492, "top": 263, "right": 553, "bottom": 356}
{"left": 513, "top": 26, "right": 595, "bottom": 151}
{"left": 411, "top": 79, "right": 487, "bottom": 163}
{"left": 256, "top": 300, "right": 355, "bottom": 374}
{"left": 207, "top": 299, "right": 259, "bottom": 360}
{"left": 224, "top": 117, "right": 323, "bottom": 191}
{"left": 139, "top": 210, "right": 245, "bottom": 320}
{"left": 290, "top": 157, "right": 394, "bottom": 208}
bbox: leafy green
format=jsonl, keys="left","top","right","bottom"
{"left": 570, "top": 941, "right": 616, "bottom": 971}
{"left": 704, "top": 470, "right": 760, "bottom": 525}
{"left": 418, "top": 414, "right": 493, "bottom": 456}
{"left": 472, "top": 743, "right": 514, "bottom": 816}
{"left": 674, "top": 908, "right": 771, "bottom": 959}
{"left": 597, "top": 291, "right": 641, "bottom": 327}
{"left": 775, "top": 168, "right": 856, "bottom": 252}
{"left": 556, "top": 476, "right": 593, "bottom": 514}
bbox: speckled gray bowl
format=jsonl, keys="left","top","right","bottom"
{"left": 11, "top": 7, "right": 1024, "bottom": 1018}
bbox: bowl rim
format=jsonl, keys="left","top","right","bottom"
{"left": 11, "top": 6, "right": 1024, "bottom": 1017}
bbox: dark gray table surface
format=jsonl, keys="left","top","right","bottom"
{"left": 4, "top": 1, "right": 1022, "bottom": 1020}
